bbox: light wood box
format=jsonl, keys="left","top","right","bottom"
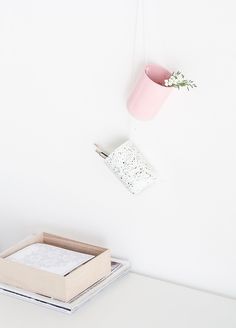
{"left": 0, "top": 232, "right": 111, "bottom": 302}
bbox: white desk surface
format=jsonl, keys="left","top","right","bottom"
{"left": 0, "top": 273, "right": 236, "bottom": 328}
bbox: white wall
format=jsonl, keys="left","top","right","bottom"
{"left": 0, "top": 0, "right": 236, "bottom": 298}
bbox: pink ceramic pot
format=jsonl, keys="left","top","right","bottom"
{"left": 127, "top": 64, "right": 173, "bottom": 121}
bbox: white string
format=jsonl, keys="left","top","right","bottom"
{"left": 131, "top": 0, "right": 139, "bottom": 78}
{"left": 141, "top": 0, "right": 148, "bottom": 65}
{"left": 128, "top": 0, "right": 149, "bottom": 141}
{"left": 131, "top": 0, "right": 148, "bottom": 79}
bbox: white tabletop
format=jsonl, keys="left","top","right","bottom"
{"left": 0, "top": 273, "right": 236, "bottom": 328}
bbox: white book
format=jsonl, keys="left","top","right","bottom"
{"left": 6, "top": 243, "right": 94, "bottom": 276}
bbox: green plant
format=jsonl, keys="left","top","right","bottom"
{"left": 164, "top": 71, "right": 197, "bottom": 91}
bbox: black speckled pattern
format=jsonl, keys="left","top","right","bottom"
{"left": 105, "top": 140, "right": 157, "bottom": 194}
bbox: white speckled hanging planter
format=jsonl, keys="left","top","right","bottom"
{"left": 95, "top": 140, "right": 157, "bottom": 194}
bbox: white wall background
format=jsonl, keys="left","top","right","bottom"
{"left": 0, "top": 0, "right": 236, "bottom": 298}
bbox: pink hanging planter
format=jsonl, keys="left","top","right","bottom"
{"left": 127, "top": 63, "right": 173, "bottom": 121}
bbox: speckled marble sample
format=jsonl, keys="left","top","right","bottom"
{"left": 6, "top": 243, "right": 94, "bottom": 276}
{"left": 105, "top": 140, "right": 157, "bottom": 194}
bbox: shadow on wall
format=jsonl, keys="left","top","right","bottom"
{"left": 0, "top": 219, "right": 108, "bottom": 252}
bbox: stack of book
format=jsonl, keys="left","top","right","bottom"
{"left": 0, "top": 258, "right": 130, "bottom": 314}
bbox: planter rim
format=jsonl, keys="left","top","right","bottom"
{"left": 144, "top": 64, "right": 173, "bottom": 90}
